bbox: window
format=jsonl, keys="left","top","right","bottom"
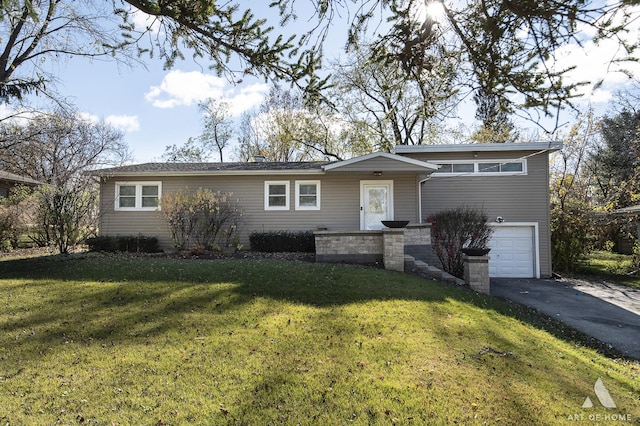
{"left": 295, "top": 181, "right": 320, "bottom": 210}
{"left": 115, "top": 182, "right": 161, "bottom": 211}
{"left": 434, "top": 160, "right": 526, "bottom": 176}
{"left": 265, "top": 181, "right": 290, "bottom": 210}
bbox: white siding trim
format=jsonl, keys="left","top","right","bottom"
{"left": 114, "top": 181, "right": 162, "bottom": 211}
{"left": 295, "top": 180, "right": 321, "bottom": 210}
{"left": 264, "top": 180, "right": 290, "bottom": 211}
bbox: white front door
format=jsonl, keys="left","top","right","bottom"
{"left": 360, "top": 181, "right": 394, "bottom": 230}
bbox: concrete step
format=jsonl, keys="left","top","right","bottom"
{"left": 414, "top": 260, "right": 428, "bottom": 270}
{"left": 441, "top": 271, "right": 459, "bottom": 285}
{"left": 426, "top": 265, "right": 442, "bottom": 279}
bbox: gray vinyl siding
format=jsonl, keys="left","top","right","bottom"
{"left": 98, "top": 173, "right": 419, "bottom": 250}
{"left": 404, "top": 150, "right": 553, "bottom": 277}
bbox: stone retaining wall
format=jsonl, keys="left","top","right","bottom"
{"left": 314, "top": 225, "right": 431, "bottom": 272}
{"left": 314, "top": 231, "right": 383, "bottom": 264}
{"left": 404, "top": 224, "right": 434, "bottom": 264}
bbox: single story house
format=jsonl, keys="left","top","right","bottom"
{"left": 91, "top": 141, "right": 562, "bottom": 278}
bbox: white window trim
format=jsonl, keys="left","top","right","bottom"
{"left": 295, "top": 180, "right": 321, "bottom": 210}
{"left": 264, "top": 180, "right": 290, "bottom": 211}
{"left": 432, "top": 159, "right": 527, "bottom": 176}
{"left": 115, "top": 181, "right": 162, "bottom": 211}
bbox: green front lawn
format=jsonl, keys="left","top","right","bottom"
{"left": 0, "top": 253, "right": 638, "bottom": 425}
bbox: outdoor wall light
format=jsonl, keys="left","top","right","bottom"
{"left": 373, "top": 171, "right": 383, "bottom": 176}
{"left": 496, "top": 216, "right": 504, "bottom": 223}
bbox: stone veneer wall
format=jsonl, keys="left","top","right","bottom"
{"left": 314, "top": 226, "right": 432, "bottom": 272}
{"left": 403, "top": 224, "right": 437, "bottom": 265}
{"left": 463, "top": 254, "right": 490, "bottom": 294}
{"left": 315, "top": 231, "right": 384, "bottom": 264}
{"left": 382, "top": 229, "right": 404, "bottom": 272}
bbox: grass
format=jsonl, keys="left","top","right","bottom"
{"left": 0, "top": 253, "right": 638, "bottom": 425}
{"left": 577, "top": 251, "right": 640, "bottom": 290}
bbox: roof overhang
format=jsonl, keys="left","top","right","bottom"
{"left": 611, "top": 205, "right": 640, "bottom": 216}
{"left": 91, "top": 169, "right": 325, "bottom": 178}
{"left": 323, "top": 152, "right": 439, "bottom": 173}
{"left": 392, "top": 141, "right": 563, "bottom": 154}
{"left": 0, "top": 171, "right": 44, "bottom": 186}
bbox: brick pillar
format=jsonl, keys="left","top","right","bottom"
{"left": 463, "top": 254, "right": 490, "bottom": 294}
{"left": 383, "top": 229, "right": 405, "bottom": 272}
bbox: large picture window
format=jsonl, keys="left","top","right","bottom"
{"left": 295, "top": 181, "right": 320, "bottom": 210}
{"left": 115, "top": 182, "right": 162, "bottom": 211}
{"left": 265, "top": 181, "right": 290, "bottom": 210}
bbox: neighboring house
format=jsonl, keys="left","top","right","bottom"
{"left": 0, "top": 170, "right": 43, "bottom": 198}
{"left": 91, "top": 141, "right": 562, "bottom": 278}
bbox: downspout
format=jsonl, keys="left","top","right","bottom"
{"left": 418, "top": 174, "right": 432, "bottom": 223}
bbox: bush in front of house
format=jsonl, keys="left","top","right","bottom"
{"left": 249, "top": 231, "right": 315, "bottom": 252}
{"left": 86, "top": 235, "right": 160, "bottom": 253}
{"left": 158, "top": 188, "right": 244, "bottom": 252}
{"left": 431, "top": 206, "right": 493, "bottom": 278}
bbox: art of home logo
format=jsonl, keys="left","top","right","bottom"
{"left": 567, "top": 378, "right": 633, "bottom": 422}
{"left": 582, "top": 378, "right": 616, "bottom": 409}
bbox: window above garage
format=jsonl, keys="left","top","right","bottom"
{"left": 433, "top": 159, "right": 526, "bottom": 176}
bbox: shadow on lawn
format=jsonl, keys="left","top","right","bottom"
{"left": 1, "top": 254, "right": 636, "bottom": 423}
{"left": 0, "top": 253, "right": 632, "bottom": 362}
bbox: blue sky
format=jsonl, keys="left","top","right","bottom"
{"left": 6, "top": 3, "right": 640, "bottom": 164}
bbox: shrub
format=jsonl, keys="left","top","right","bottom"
{"left": 158, "top": 188, "right": 244, "bottom": 252}
{"left": 249, "top": 231, "right": 315, "bottom": 252}
{"left": 0, "top": 186, "right": 33, "bottom": 251}
{"left": 431, "top": 206, "right": 493, "bottom": 278}
{"left": 86, "top": 235, "right": 160, "bottom": 253}
{"left": 550, "top": 201, "right": 594, "bottom": 272}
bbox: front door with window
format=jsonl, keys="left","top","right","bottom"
{"left": 360, "top": 181, "right": 393, "bottom": 230}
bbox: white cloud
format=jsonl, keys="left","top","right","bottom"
{"left": 106, "top": 115, "right": 140, "bottom": 132}
{"left": 78, "top": 112, "right": 100, "bottom": 124}
{"left": 145, "top": 70, "right": 269, "bottom": 116}
{"left": 226, "top": 83, "right": 270, "bottom": 116}
{"left": 145, "top": 70, "right": 227, "bottom": 108}
{"left": 77, "top": 112, "right": 139, "bottom": 132}
{"left": 130, "top": 9, "right": 161, "bottom": 34}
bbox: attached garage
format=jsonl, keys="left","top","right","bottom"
{"left": 487, "top": 224, "right": 539, "bottom": 278}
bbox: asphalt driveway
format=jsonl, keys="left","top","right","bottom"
{"left": 491, "top": 277, "right": 640, "bottom": 360}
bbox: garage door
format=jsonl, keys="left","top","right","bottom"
{"left": 487, "top": 226, "right": 535, "bottom": 278}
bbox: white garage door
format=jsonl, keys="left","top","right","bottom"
{"left": 487, "top": 226, "right": 535, "bottom": 278}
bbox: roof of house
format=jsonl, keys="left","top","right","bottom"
{"left": 91, "top": 152, "right": 439, "bottom": 177}
{"left": 323, "top": 152, "right": 438, "bottom": 172}
{"left": 392, "top": 141, "right": 563, "bottom": 154}
{"left": 91, "top": 161, "right": 332, "bottom": 177}
{"left": 0, "top": 170, "right": 44, "bottom": 186}
{"left": 92, "top": 143, "right": 558, "bottom": 178}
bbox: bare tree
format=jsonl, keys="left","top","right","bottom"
{"left": 330, "top": 43, "right": 459, "bottom": 149}
{"left": 0, "top": 107, "right": 129, "bottom": 252}
{"left": 198, "top": 99, "right": 234, "bottom": 163}
{"left": 162, "top": 137, "right": 213, "bottom": 162}
{"left": 235, "top": 85, "right": 372, "bottom": 161}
